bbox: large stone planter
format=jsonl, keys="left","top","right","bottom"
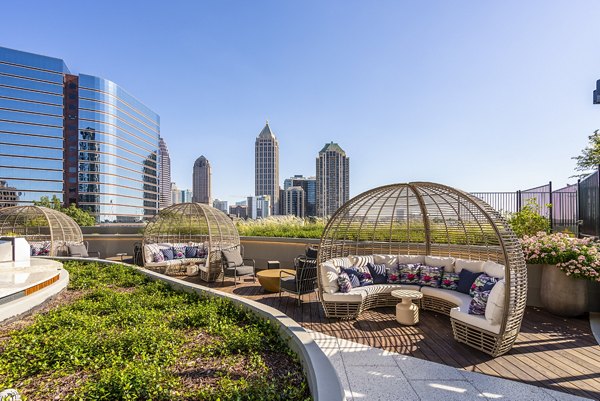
{"left": 540, "top": 264, "right": 588, "bottom": 317}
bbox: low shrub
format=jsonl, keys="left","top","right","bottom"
{"left": 0, "top": 261, "right": 311, "bottom": 400}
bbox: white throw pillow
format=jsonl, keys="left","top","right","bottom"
{"left": 350, "top": 255, "right": 374, "bottom": 267}
{"left": 485, "top": 279, "right": 505, "bottom": 325}
{"left": 483, "top": 261, "right": 505, "bottom": 279}
{"left": 425, "top": 256, "right": 455, "bottom": 271}
{"left": 455, "top": 258, "right": 485, "bottom": 274}
{"left": 320, "top": 261, "right": 340, "bottom": 294}
{"left": 374, "top": 254, "right": 398, "bottom": 267}
{"left": 397, "top": 254, "right": 426, "bottom": 264}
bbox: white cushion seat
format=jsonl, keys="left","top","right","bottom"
{"left": 361, "top": 284, "right": 421, "bottom": 295}
{"left": 419, "top": 286, "right": 472, "bottom": 309}
{"left": 322, "top": 288, "right": 367, "bottom": 303}
{"left": 450, "top": 306, "right": 501, "bottom": 334}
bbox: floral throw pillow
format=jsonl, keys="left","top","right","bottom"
{"left": 172, "top": 245, "right": 186, "bottom": 259}
{"left": 341, "top": 268, "right": 361, "bottom": 287}
{"left": 470, "top": 273, "right": 498, "bottom": 297}
{"left": 440, "top": 272, "right": 460, "bottom": 290}
{"left": 468, "top": 289, "right": 491, "bottom": 315}
{"left": 399, "top": 263, "right": 421, "bottom": 284}
{"left": 418, "top": 265, "right": 444, "bottom": 287}
{"left": 386, "top": 264, "right": 402, "bottom": 284}
{"left": 337, "top": 272, "right": 353, "bottom": 293}
{"left": 342, "top": 267, "right": 373, "bottom": 287}
{"left": 153, "top": 251, "right": 165, "bottom": 263}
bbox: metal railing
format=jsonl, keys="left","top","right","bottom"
{"left": 471, "top": 181, "right": 579, "bottom": 236}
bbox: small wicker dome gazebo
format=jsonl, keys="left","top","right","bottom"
{"left": 142, "top": 203, "right": 240, "bottom": 280}
{"left": 0, "top": 205, "right": 83, "bottom": 256}
{"left": 317, "top": 182, "right": 527, "bottom": 356}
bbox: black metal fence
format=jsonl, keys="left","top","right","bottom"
{"left": 578, "top": 169, "right": 600, "bottom": 237}
{"left": 471, "top": 181, "right": 579, "bottom": 236}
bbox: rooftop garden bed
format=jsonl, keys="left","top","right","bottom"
{"left": 0, "top": 261, "right": 311, "bottom": 400}
{"left": 236, "top": 216, "right": 325, "bottom": 239}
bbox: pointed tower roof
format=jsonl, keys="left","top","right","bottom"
{"left": 194, "top": 155, "right": 209, "bottom": 167}
{"left": 258, "top": 120, "right": 276, "bottom": 139}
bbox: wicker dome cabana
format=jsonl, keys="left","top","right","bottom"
{"left": 142, "top": 202, "right": 240, "bottom": 280}
{"left": 317, "top": 182, "right": 526, "bottom": 356}
{"left": 0, "top": 205, "right": 83, "bottom": 256}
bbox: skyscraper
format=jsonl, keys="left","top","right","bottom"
{"left": 0, "top": 46, "right": 160, "bottom": 223}
{"left": 284, "top": 186, "right": 305, "bottom": 217}
{"left": 192, "top": 156, "right": 211, "bottom": 204}
{"left": 158, "top": 136, "right": 171, "bottom": 209}
{"left": 171, "top": 182, "right": 181, "bottom": 205}
{"left": 247, "top": 195, "right": 271, "bottom": 219}
{"left": 283, "top": 175, "right": 317, "bottom": 217}
{"left": 255, "top": 121, "right": 279, "bottom": 215}
{"left": 212, "top": 199, "right": 228, "bottom": 214}
{"left": 316, "top": 142, "right": 350, "bottom": 217}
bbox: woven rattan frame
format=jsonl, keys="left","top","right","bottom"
{"left": 0, "top": 206, "right": 83, "bottom": 256}
{"left": 317, "top": 182, "right": 527, "bottom": 357}
{"left": 142, "top": 203, "right": 240, "bottom": 281}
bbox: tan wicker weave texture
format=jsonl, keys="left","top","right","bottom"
{"left": 0, "top": 205, "right": 83, "bottom": 256}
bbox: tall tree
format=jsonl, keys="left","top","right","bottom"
{"left": 573, "top": 129, "right": 600, "bottom": 177}
{"left": 33, "top": 195, "right": 96, "bottom": 226}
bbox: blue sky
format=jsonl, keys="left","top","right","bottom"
{"left": 2, "top": 1, "right": 600, "bottom": 204}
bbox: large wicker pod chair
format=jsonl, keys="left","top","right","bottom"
{"left": 317, "top": 182, "right": 526, "bottom": 357}
{"left": 0, "top": 205, "right": 83, "bottom": 256}
{"left": 142, "top": 203, "right": 240, "bottom": 281}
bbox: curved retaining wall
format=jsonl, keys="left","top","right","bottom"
{"left": 56, "top": 257, "right": 345, "bottom": 401}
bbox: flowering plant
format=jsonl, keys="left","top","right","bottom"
{"left": 520, "top": 232, "right": 600, "bottom": 282}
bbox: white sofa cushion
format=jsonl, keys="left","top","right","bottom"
{"left": 322, "top": 288, "right": 367, "bottom": 303}
{"left": 374, "top": 254, "right": 398, "bottom": 267}
{"left": 450, "top": 308, "right": 501, "bottom": 334}
{"left": 360, "top": 283, "right": 421, "bottom": 296}
{"left": 330, "top": 257, "right": 354, "bottom": 268}
{"left": 350, "top": 255, "right": 374, "bottom": 267}
{"left": 483, "top": 261, "right": 505, "bottom": 279}
{"left": 455, "top": 259, "right": 485, "bottom": 274}
{"left": 425, "top": 256, "right": 455, "bottom": 271}
{"left": 420, "top": 286, "right": 472, "bottom": 309}
{"left": 485, "top": 279, "right": 505, "bottom": 325}
{"left": 397, "top": 255, "right": 425, "bottom": 264}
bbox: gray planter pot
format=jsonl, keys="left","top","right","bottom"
{"left": 540, "top": 264, "right": 588, "bottom": 317}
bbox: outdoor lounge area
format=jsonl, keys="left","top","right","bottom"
{"left": 186, "top": 275, "right": 600, "bottom": 400}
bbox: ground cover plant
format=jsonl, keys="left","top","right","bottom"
{"left": 0, "top": 261, "right": 311, "bottom": 400}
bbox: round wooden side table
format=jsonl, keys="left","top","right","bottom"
{"left": 256, "top": 269, "right": 295, "bottom": 292}
{"left": 391, "top": 289, "right": 423, "bottom": 325}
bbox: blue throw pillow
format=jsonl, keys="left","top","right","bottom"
{"left": 161, "top": 247, "right": 174, "bottom": 261}
{"left": 342, "top": 268, "right": 361, "bottom": 288}
{"left": 185, "top": 246, "right": 198, "bottom": 258}
{"left": 456, "top": 269, "right": 483, "bottom": 295}
{"left": 367, "top": 262, "right": 388, "bottom": 284}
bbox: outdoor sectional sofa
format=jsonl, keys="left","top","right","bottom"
{"left": 319, "top": 254, "right": 510, "bottom": 356}
{"left": 142, "top": 242, "right": 209, "bottom": 276}
{"left": 316, "top": 182, "right": 528, "bottom": 357}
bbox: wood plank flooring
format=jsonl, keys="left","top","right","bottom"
{"left": 185, "top": 276, "right": 600, "bottom": 400}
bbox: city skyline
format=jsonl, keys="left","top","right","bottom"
{"left": 1, "top": 2, "right": 600, "bottom": 208}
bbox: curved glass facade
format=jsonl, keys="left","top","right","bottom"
{"left": 77, "top": 74, "right": 159, "bottom": 223}
{"left": 0, "top": 47, "right": 67, "bottom": 205}
{"left": 0, "top": 46, "right": 160, "bottom": 223}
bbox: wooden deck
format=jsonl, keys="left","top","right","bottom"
{"left": 185, "top": 276, "right": 600, "bottom": 400}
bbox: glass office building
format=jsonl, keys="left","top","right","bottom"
{"left": 0, "top": 46, "right": 160, "bottom": 223}
{"left": 0, "top": 47, "right": 69, "bottom": 204}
